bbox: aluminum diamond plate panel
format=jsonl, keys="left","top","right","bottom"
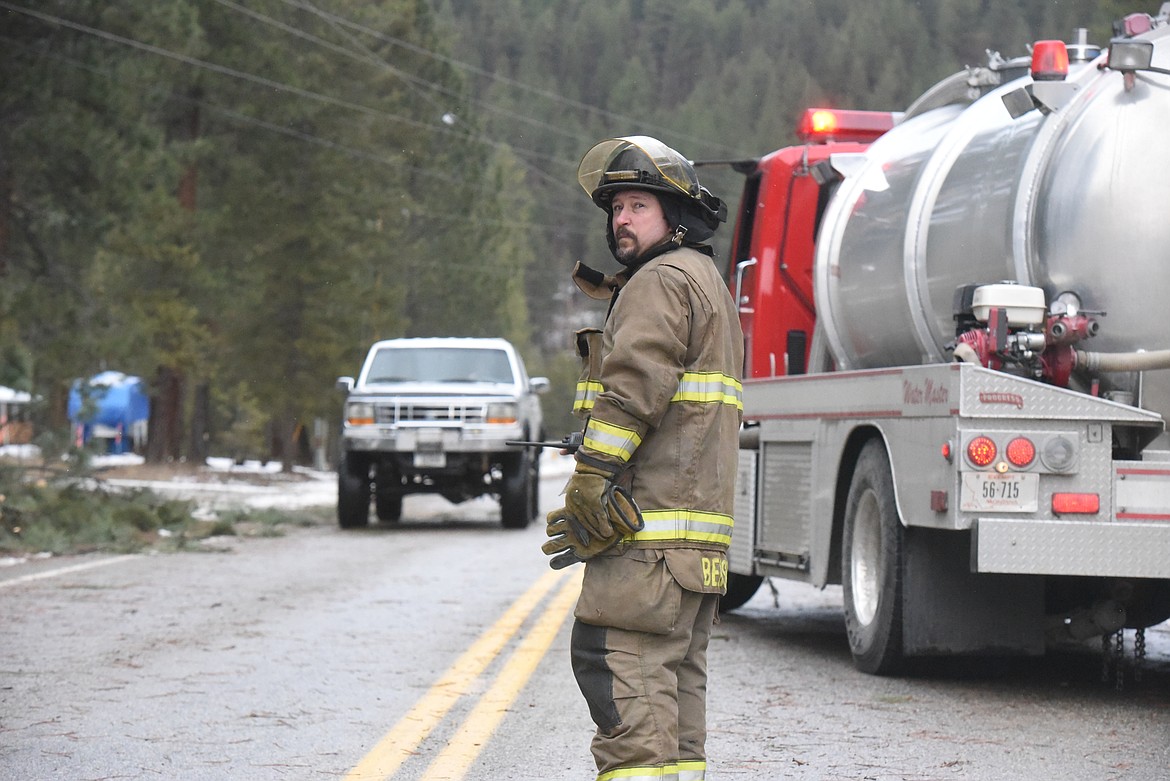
{"left": 975, "top": 517, "right": 1170, "bottom": 578}
{"left": 960, "top": 366, "right": 1163, "bottom": 425}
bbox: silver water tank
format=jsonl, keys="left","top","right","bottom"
{"left": 813, "top": 25, "right": 1170, "bottom": 423}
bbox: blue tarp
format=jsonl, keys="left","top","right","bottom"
{"left": 68, "top": 371, "right": 150, "bottom": 454}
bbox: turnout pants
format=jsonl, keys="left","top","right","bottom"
{"left": 570, "top": 549, "right": 723, "bottom": 781}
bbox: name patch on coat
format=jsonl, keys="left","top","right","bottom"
{"left": 702, "top": 555, "right": 728, "bottom": 589}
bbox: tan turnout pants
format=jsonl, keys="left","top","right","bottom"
{"left": 570, "top": 550, "right": 721, "bottom": 781}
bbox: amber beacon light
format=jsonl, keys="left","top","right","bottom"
{"left": 1031, "top": 40, "right": 1070, "bottom": 80}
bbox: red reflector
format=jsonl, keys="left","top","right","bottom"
{"left": 1032, "top": 40, "right": 1070, "bottom": 81}
{"left": 796, "top": 108, "right": 896, "bottom": 143}
{"left": 1006, "top": 437, "right": 1036, "bottom": 468}
{"left": 1052, "top": 493, "right": 1100, "bottom": 514}
{"left": 967, "top": 436, "right": 997, "bottom": 467}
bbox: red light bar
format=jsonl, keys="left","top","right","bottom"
{"left": 1032, "top": 40, "right": 1070, "bottom": 81}
{"left": 1052, "top": 493, "right": 1100, "bottom": 514}
{"left": 796, "top": 108, "right": 895, "bottom": 144}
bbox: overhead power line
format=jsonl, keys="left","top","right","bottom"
{"left": 0, "top": 1, "right": 574, "bottom": 172}
{"left": 212, "top": 0, "right": 594, "bottom": 146}
{"left": 0, "top": 34, "right": 589, "bottom": 236}
{"left": 278, "top": 0, "right": 743, "bottom": 156}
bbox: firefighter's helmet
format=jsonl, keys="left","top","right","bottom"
{"left": 577, "top": 136, "right": 727, "bottom": 244}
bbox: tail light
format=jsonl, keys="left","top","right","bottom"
{"left": 1040, "top": 435, "right": 1077, "bottom": 472}
{"left": 1005, "top": 437, "right": 1036, "bottom": 468}
{"left": 967, "top": 436, "right": 997, "bottom": 467}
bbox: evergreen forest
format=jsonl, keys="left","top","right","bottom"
{"left": 0, "top": 0, "right": 1139, "bottom": 466}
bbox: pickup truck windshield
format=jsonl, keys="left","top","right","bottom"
{"left": 364, "top": 347, "right": 515, "bottom": 384}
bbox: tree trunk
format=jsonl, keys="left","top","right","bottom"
{"left": 145, "top": 366, "right": 184, "bottom": 464}
{"left": 189, "top": 382, "right": 210, "bottom": 464}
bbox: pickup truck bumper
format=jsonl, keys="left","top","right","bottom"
{"left": 341, "top": 423, "right": 524, "bottom": 455}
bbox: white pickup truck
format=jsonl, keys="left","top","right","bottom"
{"left": 335, "top": 337, "right": 548, "bottom": 529}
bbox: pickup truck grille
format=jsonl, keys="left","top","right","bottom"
{"left": 374, "top": 400, "right": 486, "bottom": 424}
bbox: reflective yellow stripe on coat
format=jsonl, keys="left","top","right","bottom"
{"left": 582, "top": 417, "right": 642, "bottom": 462}
{"left": 581, "top": 372, "right": 741, "bottom": 456}
{"left": 630, "top": 509, "right": 733, "bottom": 547}
{"left": 574, "top": 379, "right": 604, "bottom": 414}
{"left": 597, "top": 759, "right": 706, "bottom": 781}
{"left": 671, "top": 371, "right": 743, "bottom": 410}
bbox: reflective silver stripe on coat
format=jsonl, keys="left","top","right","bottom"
{"left": 583, "top": 417, "right": 641, "bottom": 462}
{"left": 574, "top": 380, "right": 604, "bottom": 413}
{"left": 631, "top": 510, "right": 733, "bottom": 546}
{"left": 671, "top": 371, "right": 742, "bottom": 410}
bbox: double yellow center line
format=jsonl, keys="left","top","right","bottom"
{"left": 344, "top": 566, "right": 583, "bottom": 780}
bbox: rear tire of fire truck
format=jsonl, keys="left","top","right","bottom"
{"left": 338, "top": 451, "right": 371, "bottom": 529}
{"left": 719, "top": 574, "right": 764, "bottom": 613}
{"left": 500, "top": 449, "right": 536, "bottom": 529}
{"left": 842, "top": 439, "right": 904, "bottom": 675}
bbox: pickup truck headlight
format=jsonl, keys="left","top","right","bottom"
{"left": 486, "top": 402, "right": 518, "bottom": 424}
{"left": 346, "top": 401, "right": 375, "bottom": 426}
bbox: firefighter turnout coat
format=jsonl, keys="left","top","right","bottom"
{"left": 573, "top": 243, "right": 744, "bottom": 566}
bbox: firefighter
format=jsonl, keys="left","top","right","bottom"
{"left": 543, "top": 136, "right": 744, "bottom": 781}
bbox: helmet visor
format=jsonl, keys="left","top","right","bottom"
{"left": 577, "top": 136, "right": 699, "bottom": 200}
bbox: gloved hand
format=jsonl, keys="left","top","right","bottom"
{"left": 541, "top": 510, "right": 620, "bottom": 570}
{"left": 562, "top": 463, "right": 644, "bottom": 542}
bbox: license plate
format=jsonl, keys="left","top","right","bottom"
{"left": 960, "top": 472, "right": 1038, "bottom": 513}
{"left": 413, "top": 452, "right": 446, "bottom": 468}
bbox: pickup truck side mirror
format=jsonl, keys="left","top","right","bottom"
{"left": 530, "top": 376, "right": 551, "bottom": 395}
{"left": 336, "top": 376, "right": 355, "bottom": 393}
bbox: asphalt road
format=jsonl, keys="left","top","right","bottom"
{"left": 2, "top": 461, "right": 1168, "bottom": 781}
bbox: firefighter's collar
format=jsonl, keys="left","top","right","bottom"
{"left": 572, "top": 261, "right": 627, "bottom": 300}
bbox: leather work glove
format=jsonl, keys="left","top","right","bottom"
{"left": 541, "top": 510, "right": 619, "bottom": 570}
{"left": 542, "top": 481, "right": 643, "bottom": 569}
{"left": 562, "top": 463, "right": 644, "bottom": 542}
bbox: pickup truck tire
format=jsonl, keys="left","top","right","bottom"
{"left": 842, "top": 439, "right": 904, "bottom": 675}
{"left": 375, "top": 491, "right": 403, "bottom": 523}
{"left": 338, "top": 452, "right": 371, "bottom": 529}
{"left": 500, "top": 449, "right": 537, "bottom": 529}
{"left": 373, "top": 464, "right": 403, "bottom": 522}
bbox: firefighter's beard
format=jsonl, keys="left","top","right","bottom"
{"left": 614, "top": 228, "right": 640, "bottom": 264}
